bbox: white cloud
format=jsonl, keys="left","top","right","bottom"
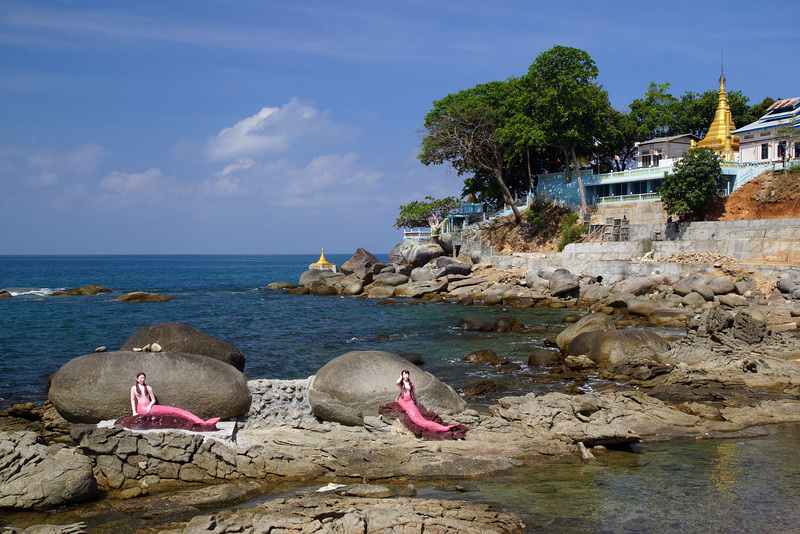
{"left": 204, "top": 98, "right": 345, "bottom": 161}
{"left": 200, "top": 151, "right": 382, "bottom": 207}
{"left": 98, "top": 167, "right": 162, "bottom": 194}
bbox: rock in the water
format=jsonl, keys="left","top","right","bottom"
{"left": 51, "top": 285, "right": 113, "bottom": 297}
{"left": 555, "top": 312, "right": 614, "bottom": 354}
{"left": 566, "top": 329, "right": 672, "bottom": 379}
{"left": 120, "top": 322, "right": 245, "bottom": 371}
{"left": 528, "top": 349, "right": 563, "bottom": 366}
{"left": 49, "top": 351, "right": 251, "bottom": 423}
{"left": 113, "top": 292, "right": 176, "bottom": 302}
{"left": 266, "top": 281, "right": 297, "bottom": 290}
{"left": 308, "top": 351, "right": 466, "bottom": 426}
{"left": 464, "top": 349, "right": 499, "bottom": 362}
{"left": 457, "top": 316, "right": 495, "bottom": 331}
{"left": 0, "top": 431, "right": 98, "bottom": 509}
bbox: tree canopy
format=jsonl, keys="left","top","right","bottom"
{"left": 394, "top": 195, "right": 461, "bottom": 229}
{"left": 659, "top": 147, "right": 723, "bottom": 218}
{"left": 419, "top": 79, "right": 525, "bottom": 223}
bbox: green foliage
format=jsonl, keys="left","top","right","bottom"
{"left": 524, "top": 203, "right": 550, "bottom": 235}
{"left": 557, "top": 211, "right": 586, "bottom": 251}
{"left": 394, "top": 195, "right": 461, "bottom": 229}
{"left": 418, "top": 80, "right": 524, "bottom": 223}
{"left": 659, "top": 147, "right": 723, "bottom": 218}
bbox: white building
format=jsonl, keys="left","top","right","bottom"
{"left": 635, "top": 134, "right": 699, "bottom": 168}
{"left": 732, "top": 97, "right": 800, "bottom": 163}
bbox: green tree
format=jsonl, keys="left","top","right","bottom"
{"left": 627, "top": 82, "right": 681, "bottom": 141}
{"left": 394, "top": 195, "right": 462, "bottom": 229}
{"left": 419, "top": 80, "right": 524, "bottom": 223}
{"left": 593, "top": 107, "right": 638, "bottom": 172}
{"left": 659, "top": 147, "right": 723, "bottom": 218}
{"left": 510, "top": 45, "right": 611, "bottom": 214}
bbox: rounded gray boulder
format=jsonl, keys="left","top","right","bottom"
{"left": 120, "top": 322, "right": 245, "bottom": 371}
{"left": 308, "top": 351, "right": 466, "bottom": 426}
{"left": 49, "top": 351, "right": 251, "bottom": 423}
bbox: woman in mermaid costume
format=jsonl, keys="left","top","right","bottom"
{"left": 395, "top": 370, "right": 458, "bottom": 432}
{"left": 130, "top": 372, "right": 219, "bottom": 426}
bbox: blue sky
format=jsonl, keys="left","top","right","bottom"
{"left": 1, "top": 1, "right": 797, "bottom": 254}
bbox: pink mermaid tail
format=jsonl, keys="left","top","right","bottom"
{"left": 396, "top": 394, "right": 458, "bottom": 433}
{"left": 140, "top": 402, "right": 219, "bottom": 425}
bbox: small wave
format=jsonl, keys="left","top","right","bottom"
{"left": 4, "top": 287, "right": 63, "bottom": 297}
{"left": 345, "top": 337, "right": 364, "bottom": 343}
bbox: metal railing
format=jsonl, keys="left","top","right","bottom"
{"left": 595, "top": 192, "right": 662, "bottom": 204}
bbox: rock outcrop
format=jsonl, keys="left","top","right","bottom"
{"left": 120, "top": 322, "right": 245, "bottom": 371}
{"left": 308, "top": 351, "right": 466, "bottom": 426}
{"left": 0, "top": 431, "right": 98, "bottom": 509}
{"left": 49, "top": 351, "right": 251, "bottom": 423}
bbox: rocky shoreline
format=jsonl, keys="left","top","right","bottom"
{"left": 3, "top": 244, "right": 800, "bottom": 533}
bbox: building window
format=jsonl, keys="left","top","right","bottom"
{"left": 744, "top": 134, "right": 754, "bottom": 139}
{"left": 760, "top": 130, "right": 771, "bottom": 137}
{"left": 653, "top": 153, "right": 661, "bottom": 167}
{"left": 795, "top": 142, "right": 800, "bottom": 159}
{"left": 778, "top": 142, "right": 786, "bottom": 159}
{"left": 641, "top": 155, "right": 651, "bottom": 167}
{"left": 761, "top": 143, "right": 769, "bottom": 159}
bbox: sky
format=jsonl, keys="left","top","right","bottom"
{"left": 1, "top": 1, "right": 798, "bottom": 255}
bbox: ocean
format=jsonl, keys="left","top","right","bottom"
{"left": 3, "top": 255, "right": 800, "bottom": 532}
{"left": 0, "top": 254, "right": 574, "bottom": 408}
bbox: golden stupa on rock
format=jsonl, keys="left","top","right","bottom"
{"left": 309, "top": 247, "right": 337, "bottom": 272}
{"left": 694, "top": 57, "right": 739, "bottom": 161}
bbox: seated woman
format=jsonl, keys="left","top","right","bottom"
{"left": 123, "top": 372, "right": 219, "bottom": 430}
{"left": 394, "top": 370, "right": 459, "bottom": 433}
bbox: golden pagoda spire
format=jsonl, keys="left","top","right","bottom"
{"left": 309, "top": 247, "right": 337, "bottom": 272}
{"left": 696, "top": 52, "right": 739, "bottom": 161}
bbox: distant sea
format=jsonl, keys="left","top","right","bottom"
{"left": 0, "top": 254, "right": 572, "bottom": 409}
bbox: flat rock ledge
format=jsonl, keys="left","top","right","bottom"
{"left": 167, "top": 494, "right": 526, "bottom": 534}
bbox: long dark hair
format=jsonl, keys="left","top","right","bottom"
{"left": 135, "top": 372, "right": 146, "bottom": 396}
{"left": 400, "top": 369, "right": 412, "bottom": 388}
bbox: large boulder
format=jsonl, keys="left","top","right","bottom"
{"left": 549, "top": 269, "right": 579, "bottom": 297}
{"left": 389, "top": 242, "right": 445, "bottom": 268}
{"left": 612, "top": 276, "right": 656, "bottom": 296}
{"left": 308, "top": 351, "right": 466, "bottom": 426}
{"left": 673, "top": 273, "right": 714, "bottom": 301}
{"left": 120, "top": 322, "right": 245, "bottom": 371}
{"left": 555, "top": 312, "right": 614, "bottom": 354}
{"left": 49, "top": 351, "right": 251, "bottom": 423}
{"left": 341, "top": 248, "right": 385, "bottom": 279}
{"left": 0, "top": 431, "right": 98, "bottom": 509}
{"left": 565, "top": 329, "right": 672, "bottom": 380}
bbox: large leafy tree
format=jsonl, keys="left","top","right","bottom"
{"left": 659, "top": 147, "right": 722, "bottom": 218}
{"left": 509, "top": 45, "right": 611, "bottom": 214}
{"left": 419, "top": 79, "right": 524, "bottom": 223}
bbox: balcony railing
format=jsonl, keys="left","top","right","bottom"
{"left": 595, "top": 192, "right": 662, "bottom": 204}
